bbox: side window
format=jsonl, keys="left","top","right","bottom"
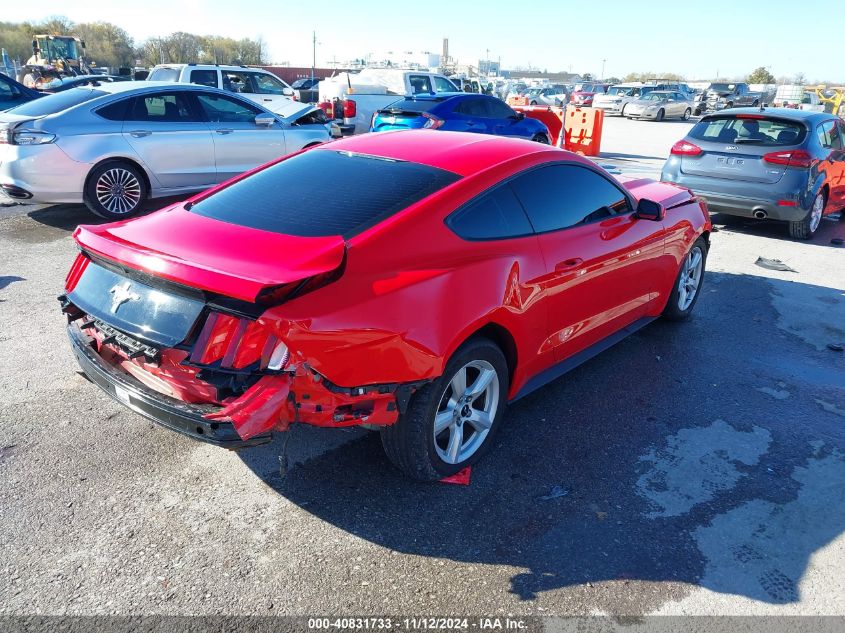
{"left": 96, "top": 98, "right": 131, "bottom": 121}
{"left": 510, "top": 165, "right": 631, "bottom": 233}
{"left": 126, "top": 92, "right": 197, "bottom": 122}
{"left": 453, "top": 98, "right": 487, "bottom": 117}
{"left": 447, "top": 184, "right": 534, "bottom": 240}
{"left": 817, "top": 121, "right": 836, "bottom": 149}
{"left": 196, "top": 93, "right": 263, "bottom": 123}
{"left": 829, "top": 121, "right": 844, "bottom": 150}
{"left": 408, "top": 75, "right": 433, "bottom": 95}
{"left": 433, "top": 75, "right": 457, "bottom": 93}
{"left": 486, "top": 98, "right": 516, "bottom": 119}
{"left": 189, "top": 69, "right": 218, "bottom": 88}
{"left": 221, "top": 71, "right": 254, "bottom": 94}
{"left": 251, "top": 72, "right": 287, "bottom": 95}
{"left": 0, "top": 79, "right": 17, "bottom": 98}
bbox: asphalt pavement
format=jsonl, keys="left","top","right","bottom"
{"left": 1, "top": 118, "right": 844, "bottom": 620}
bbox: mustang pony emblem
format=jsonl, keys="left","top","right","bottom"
{"left": 109, "top": 282, "right": 140, "bottom": 314}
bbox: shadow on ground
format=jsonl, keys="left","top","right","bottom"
{"left": 239, "top": 271, "right": 845, "bottom": 606}
{"left": 712, "top": 211, "right": 845, "bottom": 248}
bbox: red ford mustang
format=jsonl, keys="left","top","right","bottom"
{"left": 61, "top": 130, "right": 711, "bottom": 480}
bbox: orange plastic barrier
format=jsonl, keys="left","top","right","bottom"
{"left": 507, "top": 95, "right": 529, "bottom": 107}
{"left": 511, "top": 105, "right": 603, "bottom": 156}
{"left": 563, "top": 106, "right": 604, "bottom": 156}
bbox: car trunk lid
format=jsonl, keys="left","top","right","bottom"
{"left": 74, "top": 205, "right": 347, "bottom": 304}
{"left": 679, "top": 142, "right": 790, "bottom": 184}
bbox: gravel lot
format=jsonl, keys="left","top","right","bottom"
{"left": 1, "top": 117, "right": 844, "bottom": 620}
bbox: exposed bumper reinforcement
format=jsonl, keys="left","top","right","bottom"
{"left": 67, "top": 324, "right": 272, "bottom": 449}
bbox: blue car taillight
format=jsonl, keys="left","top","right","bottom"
{"left": 422, "top": 112, "right": 444, "bottom": 129}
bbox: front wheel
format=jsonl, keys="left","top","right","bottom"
{"left": 655, "top": 109, "right": 665, "bottom": 122}
{"left": 380, "top": 338, "right": 509, "bottom": 481}
{"left": 530, "top": 100, "right": 538, "bottom": 105}
{"left": 662, "top": 237, "right": 707, "bottom": 321}
{"left": 621, "top": 104, "right": 627, "bottom": 117}
{"left": 682, "top": 108, "right": 692, "bottom": 120}
{"left": 789, "top": 191, "right": 825, "bottom": 240}
{"left": 85, "top": 161, "right": 147, "bottom": 220}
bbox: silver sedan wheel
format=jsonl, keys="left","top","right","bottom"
{"left": 433, "top": 360, "right": 499, "bottom": 465}
{"left": 810, "top": 193, "right": 824, "bottom": 233}
{"left": 677, "top": 246, "right": 704, "bottom": 311}
{"left": 95, "top": 168, "right": 142, "bottom": 215}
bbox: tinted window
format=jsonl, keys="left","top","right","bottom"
{"left": 95, "top": 98, "right": 130, "bottom": 121}
{"left": 453, "top": 98, "right": 487, "bottom": 117}
{"left": 190, "top": 150, "right": 461, "bottom": 238}
{"left": 189, "top": 69, "right": 218, "bottom": 88}
{"left": 0, "top": 77, "right": 18, "bottom": 97}
{"left": 196, "top": 93, "right": 262, "bottom": 123}
{"left": 690, "top": 116, "right": 807, "bottom": 146}
{"left": 510, "top": 165, "right": 630, "bottom": 233}
{"left": 448, "top": 185, "right": 533, "bottom": 240}
{"left": 6, "top": 88, "right": 106, "bottom": 116}
{"left": 485, "top": 98, "right": 515, "bottom": 119}
{"left": 148, "top": 67, "right": 181, "bottom": 82}
{"left": 127, "top": 92, "right": 196, "bottom": 122}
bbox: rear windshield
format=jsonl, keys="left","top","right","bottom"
{"left": 148, "top": 67, "right": 181, "bottom": 82}
{"left": 190, "top": 149, "right": 461, "bottom": 238}
{"left": 690, "top": 116, "right": 807, "bottom": 146}
{"left": 379, "top": 98, "right": 442, "bottom": 114}
{"left": 6, "top": 88, "right": 106, "bottom": 116}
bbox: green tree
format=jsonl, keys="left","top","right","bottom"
{"left": 747, "top": 66, "right": 775, "bottom": 84}
{"left": 75, "top": 22, "right": 135, "bottom": 68}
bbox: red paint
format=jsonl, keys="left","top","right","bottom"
{"left": 69, "top": 130, "right": 710, "bottom": 439}
{"left": 440, "top": 467, "right": 472, "bottom": 485}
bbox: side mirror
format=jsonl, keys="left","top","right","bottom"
{"left": 283, "top": 87, "right": 294, "bottom": 97}
{"left": 634, "top": 198, "right": 665, "bottom": 221}
{"left": 31, "top": 39, "right": 39, "bottom": 53}
{"left": 515, "top": 111, "right": 525, "bottom": 120}
{"left": 255, "top": 114, "right": 276, "bottom": 127}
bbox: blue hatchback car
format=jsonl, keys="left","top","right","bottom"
{"left": 370, "top": 94, "right": 551, "bottom": 144}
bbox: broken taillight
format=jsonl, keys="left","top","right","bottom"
{"left": 189, "top": 312, "right": 289, "bottom": 372}
{"left": 65, "top": 253, "right": 90, "bottom": 292}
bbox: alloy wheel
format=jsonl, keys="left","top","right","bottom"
{"left": 810, "top": 193, "right": 824, "bottom": 233}
{"left": 432, "top": 360, "right": 499, "bottom": 465}
{"left": 95, "top": 168, "right": 142, "bottom": 215}
{"left": 677, "top": 246, "right": 703, "bottom": 311}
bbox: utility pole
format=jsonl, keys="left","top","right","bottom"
{"left": 485, "top": 48, "right": 489, "bottom": 76}
{"left": 311, "top": 31, "right": 316, "bottom": 84}
{"left": 601, "top": 58, "right": 606, "bottom": 80}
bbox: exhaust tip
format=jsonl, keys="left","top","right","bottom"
{"left": 753, "top": 209, "right": 767, "bottom": 220}
{"left": 1, "top": 184, "right": 32, "bottom": 200}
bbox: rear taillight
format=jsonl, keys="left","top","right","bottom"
{"left": 317, "top": 101, "right": 332, "bottom": 118}
{"left": 422, "top": 112, "right": 445, "bottom": 129}
{"left": 64, "top": 253, "right": 90, "bottom": 292}
{"left": 189, "top": 311, "right": 289, "bottom": 372}
{"left": 763, "top": 149, "right": 813, "bottom": 169}
{"left": 343, "top": 99, "right": 356, "bottom": 118}
{"left": 670, "top": 140, "right": 702, "bottom": 156}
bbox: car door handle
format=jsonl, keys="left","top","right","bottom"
{"left": 215, "top": 129, "right": 234, "bottom": 135}
{"left": 555, "top": 258, "right": 584, "bottom": 271}
{"left": 129, "top": 130, "right": 151, "bottom": 138}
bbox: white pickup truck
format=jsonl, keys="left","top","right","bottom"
{"left": 318, "top": 69, "right": 461, "bottom": 135}
{"left": 147, "top": 64, "right": 296, "bottom": 110}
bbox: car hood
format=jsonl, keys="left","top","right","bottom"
{"left": 73, "top": 204, "right": 347, "bottom": 303}
{"left": 266, "top": 98, "right": 316, "bottom": 120}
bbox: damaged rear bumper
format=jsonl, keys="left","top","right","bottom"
{"left": 68, "top": 324, "right": 273, "bottom": 449}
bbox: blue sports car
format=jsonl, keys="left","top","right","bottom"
{"left": 370, "top": 94, "right": 551, "bottom": 143}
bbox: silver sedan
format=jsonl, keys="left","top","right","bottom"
{"left": 624, "top": 91, "right": 694, "bottom": 122}
{"left": 0, "top": 81, "right": 331, "bottom": 219}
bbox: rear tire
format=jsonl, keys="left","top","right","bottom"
{"left": 789, "top": 191, "right": 825, "bottom": 240}
{"left": 682, "top": 108, "right": 691, "bottom": 120}
{"left": 621, "top": 104, "right": 627, "bottom": 117}
{"left": 530, "top": 100, "right": 538, "bottom": 105}
{"left": 662, "top": 237, "right": 707, "bottom": 321}
{"left": 655, "top": 109, "right": 665, "bottom": 122}
{"left": 380, "top": 338, "right": 509, "bottom": 481}
{"left": 531, "top": 133, "right": 550, "bottom": 144}
{"left": 84, "top": 161, "right": 147, "bottom": 220}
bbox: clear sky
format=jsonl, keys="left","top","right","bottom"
{"left": 3, "top": 0, "right": 841, "bottom": 81}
